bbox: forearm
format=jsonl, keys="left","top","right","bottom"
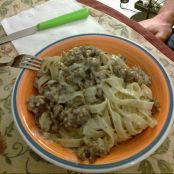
{"left": 157, "top": 0, "right": 174, "bottom": 27}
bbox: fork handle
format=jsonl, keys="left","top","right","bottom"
{"left": 37, "top": 8, "right": 89, "bottom": 31}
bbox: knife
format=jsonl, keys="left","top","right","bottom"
{"left": 0, "top": 8, "right": 89, "bottom": 45}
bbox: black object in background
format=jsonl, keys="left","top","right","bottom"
{"left": 121, "top": 0, "right": 129, "bottom": 3}
{"left": 166, "top": 28, "right": 174, "bottom": 51}
{"left": 131, "top": 12, "right": 155, "bottom": 21}
{"left": 120, "top": 0, "right": 137, "bottom": 13}
{"left": 131, "top": 0, "right": 160, "bottom": 22}
{"left": 134, "top": 0, "right": 160, "bottom": 15}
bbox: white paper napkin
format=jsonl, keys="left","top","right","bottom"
{"left": 1, "top": 0, "right": 107, "bottom": 55}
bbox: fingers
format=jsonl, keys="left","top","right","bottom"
{"left": 155, "top": 29, "right": 172, "bottom": 41}
{"left": 139, "top": 20, "right": 159, "bottom": 35}
{"left": 139, "top": 17, "right": 173, "bottom": 42}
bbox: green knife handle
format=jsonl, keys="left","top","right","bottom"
{"left": 37, "top": 8, "right": 89, "bottom": 30}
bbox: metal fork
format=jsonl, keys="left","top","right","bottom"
{"left": 19, "top": 54, "right": 42, "bottom": 71}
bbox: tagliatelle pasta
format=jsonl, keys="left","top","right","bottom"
{"left": 27, "top": 46, "right": 159, "bottom": 163}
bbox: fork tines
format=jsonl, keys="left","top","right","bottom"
{"left": 19, "top": 55, "right": 42, "bottom": 71}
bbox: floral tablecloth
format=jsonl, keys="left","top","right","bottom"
{"left": 0, "top": 0, "right": 174, "bottom": 173}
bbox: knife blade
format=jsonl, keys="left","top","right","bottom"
{"left": 0, "top": 8, "right": 89, "bottom": 45}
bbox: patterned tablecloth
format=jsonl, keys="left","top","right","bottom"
{"left": 0, "top": 0, "right": 174, "bottom": 173}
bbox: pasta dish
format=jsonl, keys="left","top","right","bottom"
{"left": 27, "top": 46, "right": 159, "bottom": 163}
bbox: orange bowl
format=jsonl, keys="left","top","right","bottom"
{"left": 12, "top": 34, "right": 174, "bottom": 173}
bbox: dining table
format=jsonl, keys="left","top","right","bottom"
{"left": 0, "top": 0, "right": 174, "bottom": 173}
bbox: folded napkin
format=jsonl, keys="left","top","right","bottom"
{"left": 1, "top": 0, "right": 107, "bottom": 55}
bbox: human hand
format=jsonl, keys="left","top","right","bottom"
{"left": 139, "top": 15, "right": 173, "bottom": 42}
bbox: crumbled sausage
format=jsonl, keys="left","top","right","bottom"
{"left": 58, "top": 106, "right": 91, "bottom": 128}
{"left": 125, "top": 66, "right": 151, "bottom": 86}
{"left": 151, "top": 100, "right": 160, "bottom": 114}
{"left": 113, "top": 63, "right": 151, "bottom": 86}
{"left": 76, "top": 137, "right": 109, "bottom": 163}
{"left": 27, "top": 96, "right": 47, "bottom": 117}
